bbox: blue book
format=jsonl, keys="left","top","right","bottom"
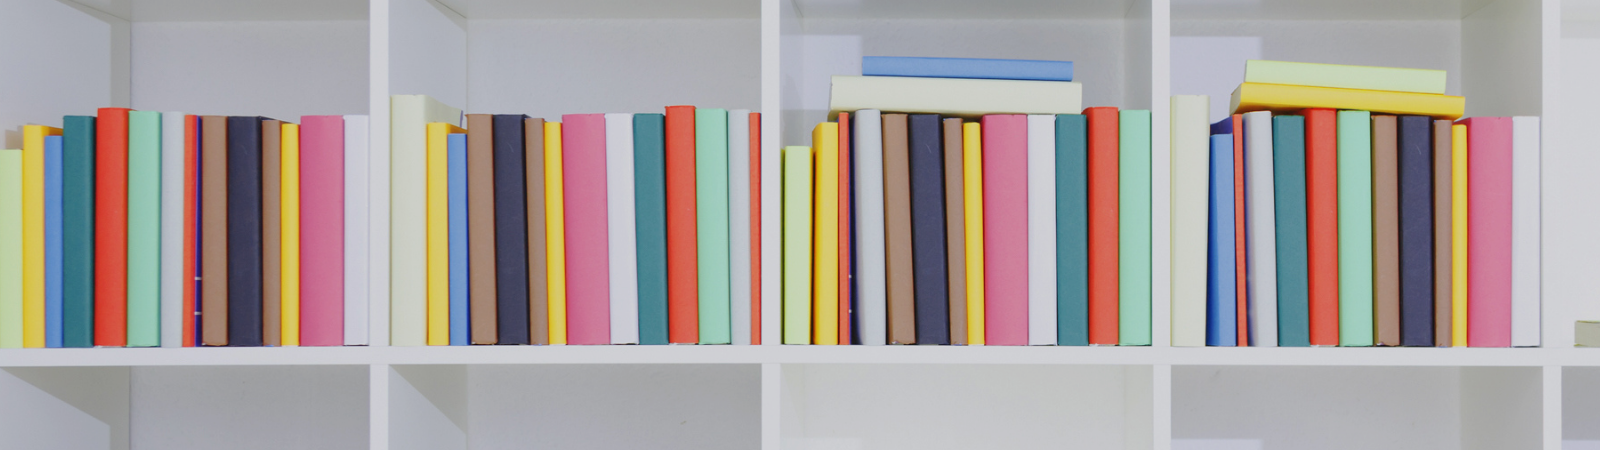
{"left": 448, "top": 133, "right": 469, "bottom": 346}
{"left": 1271, "top": 116, "right": 1310, "bottom": 347}
{"left": 1207, "top": 133, "right": 1237, "bottom": 346}
{"left": 862, "top": 56, "right": 1073, "bottom": 82}
{"left": 44, "top": 135, "right": 64, "bottom": 348}
{"left": 1397, "top": 115, "right": 1434, "bottom": 347}
{"left": 1055, "top": 114, "right": 1088, "bottom": 346}
{"left": 908, "top": 114, "right": 949, "bottom": 345}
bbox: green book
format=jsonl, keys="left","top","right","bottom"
{"left": 1271, "top": 115, "right": 1311, "bottom": 347}
{"left": 1054, "top": 114, "right": 1088, "bottom": 346}
{"left": 695, "top": 109, "right": 731, "bottom": 344}
{"left": 127, "top": 111, "right": 162, "bottom": 347}
{"left": 1337, "top": 110, "right": 1374, "bottom": 346}
{"left": 62, "top": 116, "right": 96, "bottom": 348}
{"left": 1244, "top": 60, "right": 1446, "bottom": 95}
{"left": 0, "top": 150, "right": 21, "bottom": 348}
{"left": 1117, "top": 110, "right": 1152, "bottom": 346}
{"left": 634, "top": 114, "right": 669, "bottom": 345}
{"left": 782, "top": 146, "right": 813, "bottom": 344}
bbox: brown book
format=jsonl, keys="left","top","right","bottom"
{"left": 524, "top": 118, "right": 549, "bottom": 345}
{"left": 261, "top": 119, "right": 283, "bottom": 346}
{"left": 1433, "top": 119, "right": 1453, "bottom": 346}
{"left": 882, "top": 114, "right": 916, "bottom": 344}
{"left": 201, "top": 116, "right": 230, "bottom": 346}
{"left": 466, "top": 114, "right": 500, "bottom": 344}
{"left": 941, "top": 117, "right": 967, "bottom": 345}
{"left": 1372, "top": 115, "right": 1400, "bottom": 346}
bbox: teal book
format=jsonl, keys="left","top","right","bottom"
{"left": 1272, "top": 115, "right": 1311, "bottom": 347}
{"left": 1055, "top": 114, "right": 1088, "bottom": 346}
{"left": 695, "top": 109, "right": 731, "bottom": 344}
{"left": 127, "top": 111, "right": 162, "bottom": 347}
{"left": 448, "top": 133, "right": 469, "bottom": 346}
{"left": 1337, "top": 110, "right": 1374, "bottom": 347}
{"left": 61, "top": 116, "right": 95, "bottom": 348}
{"left": 634, "top": 113, "right": 669, "bottom": 345}
{"left": 1118, "top": 110, "right": 1152, "bottom": 346}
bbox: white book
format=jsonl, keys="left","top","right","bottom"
{"left": 389, "top": 95, "right": 461, "bottom": 346}
{"left": 1170, "top": 95, "right": 1211, "bottom": 347}
{"left": 345, "top": 115, "right": 370, "bottom": 346}
{"left": 159, "top": 111, "right": 185, "bottom": 348}
{"left": 853, "top": 110, "right": 887, "bottom": 345}
{"left": 728, "top": 110, "right": 753, "bottom": 345}
{"left": 1027, "top": 114, "right": 1057, "bottom": 345}
{"left": 830, "top": 76, "right": 1083, "bottom": 117}
{"left": 1243, "top": 111, "right": 1278, "bottom": 347}
{"left": 1511, "top": 116, "right": 1540, "bottom": 347}
{"left": 605, "top": 113, "right": 640, "bottom": 345}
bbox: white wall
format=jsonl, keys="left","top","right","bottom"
{"left": 0, "top": 0, "right": 115, "bottom": 145}
{"left": 131, "top": 365, "right": 369, "bottom": 450}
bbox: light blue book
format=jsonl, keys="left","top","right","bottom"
{"left": 862, "top": 56, "right": 1073, "bottom": 81}
{"left": 448, "top": 133, "right": 469, "bottom": 346}
{"left": 1207, "top": 132, "right": 1237, "bottom": 347}
{"left": 44, "top": 135, "right": 63, "bottom": 348}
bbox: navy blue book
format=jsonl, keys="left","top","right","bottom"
{"left": 1206, "top": 132, "right": 1237, "bottom": 347}
{"left": 227, "top": 116, "right": 265, "bottom": 347}
{"left": 634, "top": 113, "right": 669, "bottom": 345}
{"left": 1272, "top": 116, "right": 1311, "bottom": 347}
{"left": 1397, "top": 115, "right": 1435, "bottom": 347}
{"left": 908, "top": 114, "right": 949, "bottom": 345}
{"left": 1055, "top": 114, "right": 1089, "bottom": 346}
{"left": 863, "top": 56, "right": 1073, "bottom": 82}
{"left": 492, "top": 115, "right": 532, "bottom": 345}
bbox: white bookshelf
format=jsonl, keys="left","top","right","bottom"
{"left": 0, "top": 0, "right": 1592, "bottom": 449}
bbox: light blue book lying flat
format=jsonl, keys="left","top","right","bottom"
{"left": 863, "top": 56, "right": 1073, "bottom": 81}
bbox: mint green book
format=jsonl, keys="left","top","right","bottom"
{"left": 782, "top": 146, "right": 813, "bottom": 344}
{"left": 0, "top": 150, "right": 21, "bottom": 348}
{"left": 127, "top": 111, "right": 162, "bottom": 347}
{"left": 1337, "top": 110, "right": 1374, "bottom": 346}
{"left": 696, "top": 109, "right": 731, "bottom": 344}
{"left": 1118, "top": 110, "right": 1152, "bottom": 346}
{"left": 1244, "top": 60, "right": 1446, "bottom": 95}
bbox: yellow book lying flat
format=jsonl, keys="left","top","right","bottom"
{"left": 1230, "top": 82, "right": 1464, "bottom": 120}
{"left": 545, "top": 121, "right": 568, "bottom": 345}
{"left": 427, "top": 122, "right": 466, "bottom": 346}
{"left": 812, "top": 123, "right": 840, "bottom": 345}
{"left": 22, "top": 125, "right": 61, "bottom": 348}
{"left": 282, "top": 123, "right": 301, "bottom": 347}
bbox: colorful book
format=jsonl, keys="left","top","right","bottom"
{"left": 983, "top": 114, "right": 1028, "bottom": 346}
{"left": 344, "top": 115, "right": 370, "bottom": 346}
{"left": 301, "top": 116, "right": 344, "bottom": 346}
{"left": 44, "top": 135, "right": 64, "bottom": 348}
{"left": 1228, "top": 114, "right": 1246, "bottom": 346}
{"left": 390, "top": 95, "right": 462, "bottom": 346}
{"left": 1398, "top": 115, "right": 1435, "bottom": 347}
{"left": 200, "top": 115, "right": 229, "bottom": 346}
{"left": 909, "top": 114, "right": 949, "bottom": 345}
{"left": 831, "top": 76, "right": 1084, "bottom": 117}
{"left": 160, "top": 113, "right": 185, "bottom": 348}
{"left": 494, "top": 115, "right": 532, "bottom": 345}
{"left": 96, "top": 107, "right": 132, "bottom": 347}
{"left": 1372, "top": 115, "right": 1401, "bottom": 347}
{"left": 426, "top": 122, "right": 466, "bottom": 346}
{"left": 185, "top": 115, "right": 199, "bottom": 347}
{"left": 0, "top": 150, "right": 20, "bottom": 348}
{"left": 664, "top": 106, "right": 698, "bottom": 344}
{"left": 1170, "top": 96, "right": 1210, "bottom": 347}
{"left": 1463, "top": 117, "right": 1512, "bottom": 347}
{"left": 1271, "top": 115, "right": 1310, "bottom": 347}
{"left": 1207, "top": 132, "right": 1237, "bottom": 347}
{"left": 814, "top": 122, "right": 841, "bottom": 346}
{"left": 263, "top": 119, "right": 283, "bottom": 346}
{"left": 62, "top": 116, "right": 95, "bottom": 348}
{"left": 1337, "top": 111, "right": 1374, "bottom": 347}
{"left": 281, "top": 122, "right": 302, "bottom": 346}
{"left": 963, "top": 122, "right": 987, "bottom": 346}
{"left": 1303, "top": 108, "right": 1340, "bottom": 346}
{"left": 854, "top": 110, "right": 887, "bottom": 346}
{"left": 448, "top": 132, "right": 469, "bottom": 346}
{"left": 1511, "top": 116, "right": 1540, "bottom": 347}
{"left": 545, "top": 121, "right": 568, "bottom": 345}
{"left": 525, "top": 118, "right": 550, "bottom": 345}
{"left": 749, "top": 113, "right": 763, "bottom": 345}
{"left": 696, "top": 109, "right": 731, "bottom": 345}
{"left": 22, "top": 125, "right": 63, "bottom": 348}
{"left": 1026, "top": 114, "right": 1057, "bottom": 346}
{"left": 1243, "top": 111, "right": 1277, "bottom": 348}
{"left": 1120, "top": 110, "right": 1154, "bottom": 346}
{"left": 606, "top": 113, "right": 640, "bottom": 345}
{"left": 729, "top": 109, "right": 753, "bottom": 345}
{"left": 562, "top": 114, "right": 610, "bottom": 345}
{"left": 883, "top": 114, "right": 916, "bottom": 344}
{"left": 1087, "top": 107, "right": 1120, "bottom": 345}
{"left": 782, "top": 145, "right": 813, "bottom": 345}
{"left": 464, "top": 114, "right": 498, "bottom": 344}
{"left": 942, "top": 117, "right": 967, "bottom": 345}
{"left": 634, "top": 114, "right": 668, "bottom": 345}
{"left": 227, "top": 116, "right": 266, "bottom": 347}
{"left": 1451, "top": 123, "right": 1468, "bottom": 347}
{"left": 862, "top": 56, "right": 1073, "bottom": 81}
{"left": 1433, "top": 120, "right": 1453, "bottom": 347}
{"left": 1243, "top": 60, "right": 1447, "bottom": 95}
{"left": 835, "top": 113, "right": 852, "bottom": 345}
{"left": 1231, "top": 83, "right": 1464, "bottom": 120}
{"left": 1055, "top": 114, "right": 1088, "bottom": 346}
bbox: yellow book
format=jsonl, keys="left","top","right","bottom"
{"left": 21, "top": 125, "right": 61, "bottom": 348}
{"left": 1451, "top": 123, "right": 1468, "bottom": 347}
{"left": 962, "top": 122, "right": 986, "bottom": 346}
{"left": 1230, "top": 82, "right": 1465, "bottom": 120}
{"left": 812, "top": 123, "right": 840, "bottom": 345}
{"left": 545, "top": 121, "right": 568, "bottom": 345}
{"left": 281, "top": 123, "right": 302, "bottom": 347}
{"left": 426, "top": 122, "right": 465, "bottom": 346}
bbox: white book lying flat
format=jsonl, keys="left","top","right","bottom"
{"left": 830, "top": 76, "right": 1083, "bottom": 118}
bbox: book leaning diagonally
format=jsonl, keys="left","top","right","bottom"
{"left": 390, "top": 95, "right": 462, "bottom": 346}
{"left": 1169, "top": 96, "right": 1209, "bottom": 347}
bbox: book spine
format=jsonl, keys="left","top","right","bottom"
{"left": 1271, "top": 115, "right": 1310, "bottom": 347}
{"left": 123, "top": 115, "right": 153, "bottom": 348}
{"left": 22, "top": 126, "right": 61, "bottom": 348}
{"left": 835, "top": 113, "right": 851, "bottom": 345}
{"left": 1372, "top": 115, "right": 1401, "bottom": 347}
{"left": 1230, "top": 114, "right": 1247, "bottom": 346}
{"left": 525, "top": 118, "right": 550, "bottom": 345}
{"left": 854, "top": 110, "right": 887, "bottom": 346}
{"left": 281, "top": 123, "right": 302, "bottom": 346}
{"left": 343, "top": 115, "right": 369, "bottom": 346}
{"left": 1398, "top": 115, "right": 1434, "bottom": 347}
{"left": 883, "top": 114, "right": 916, "bottom": 344}
{"left": 750, "top": 113, "right": 763, "bottom": 345}
{"left": 606, "top": 113, "right": 640, "bottom": 345}
{"left": 227, "top": 116, "right": 265, "bottom": 347}
{"left": 62, "top": 116, "right": 96, "bottom": 348}
{"left": 1464, "top": 117, "right": 1512, "bottom": 347}
{"left": 45, "top": 135, "right": 64, "bottom": 348}
{"left": 562, "top": 114, "right": 610, "bottom": 345}
{"left": 160, "top": 113, "right": 185, "bottom": 348}
{"left": 1432, "top": 120, "right": 1453, "bottom": 347}
{"left": 814, "top": 122, "right": 841, "bottom": 345}
{"left": 493, "top": 115, "right": 532, "bottom": 345}
{"left": 96, "top": 107, "right": 132, "bottom": 347}
{"left": 1169, "top": 96, "right": 1210, "bottom": 346}
{"left": 782, "top": 146, "right": 813, "bottom": 345}
{"left": 1511, "top": 116, "right": 1540, "bottom": 347}
{"left": 634, "top": 114, "right": 668, "bottom": 345}
{"left": 448, "top": 132, "right": 469, "bottom": 346}
{"left": 301, "top": 116, "right": 344, "bottom": 346}
{"left": 860, "top": 56, "right": 1074, "bottom": 82}
{"left": 0, "top": 150, "right": 19, "bottom": 348}
{"left": 1207, "top": 133, "right": 1237, "bottom": 346}
{"left": 1027, "top": 114, "right": 1057, "bottom": 346}
{"left": 262, "top": 120, "right": 282, "bottom": 347}
{"left": 664, "top": 106, "right": 699, "bottom": 344}
{"left": 983, "top": 114, "right": 1028, "bottom": 345}
{"left": 425, "top": 123, "right": 460, "bottom": 346}
{"left": 696, "top": 109, "right": 731, "bottom": 344}
{"left": 545, "top": 122, "right": 568, "bottom": 345}
{"left": 1056, "top": 114, "right": 1088, "bottom": 346}
{"left": 1087, "top": 107, "right": 1120, "bottom": 345}
{"left": 1451, "top": 123, "right": 1468, "bottom": 347}
{"left": 909, "top": 115, "right": 949, "bottom": 345}
{"left": 963, "top": 122, "right": 986, "bottom": 345}
{"left": 942, "top": 118, "right": 967, "bottom": 345}
{"left": 390, "top": 96, "right": 427, "bottom": 346}
{"left": 201, "top": 116, "right": 229, "bottom": 346}
{"left": 185, "top": 116, "right": 199, "bottom": 347}
{"left": 1337, "top": 111, "right": 1373, "bottom": 347}
{"left": 1120, "top": 110, "right": 1154, "bottom": 346}
{"left": 465, "top": 114, "right": 498, "bottom": 344}
{"left": 1245, "top": 111, "right": 1278, "bottom": 347}
{"left": 729, "top": 110, "right": 753, "bottom": 345}
{"left": 1303, "top": 108, "right": 1340, "bottom": 346}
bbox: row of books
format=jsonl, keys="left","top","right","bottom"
{"left": 0, "top": 110, "right": 370, "bottom": 348}
{"left": 389, "top": 97, "right": 764, "bottom": 345}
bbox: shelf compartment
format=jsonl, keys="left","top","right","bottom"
{"left": 1566, "top": 367, "right": 1600, "bottom": 447}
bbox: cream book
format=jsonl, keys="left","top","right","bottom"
{"left": 830, "top": 76, "right": 1082, "bottom": 118}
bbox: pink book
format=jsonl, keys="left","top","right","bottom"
{"left": 562, "top": 114, "right": 611, "bottom": 345}
{"left": 300, "top": 116, "right": 345, "bottom": 346}
{"left": 1463, "top": 117, "right": 1512, "bottom": 347}
{"left": 983, "top": 114, "right": 1028, "bottom": 346}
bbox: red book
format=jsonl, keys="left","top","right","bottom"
{"left": 184, "top": 115, "right": 198, "bottom": 347}
{"left": 665, "top": 106, "right": 699, "bottom": 344}
{"left": 1304, "top": 108, "right": 1340, "bottom": 346}
{"left": 1085, "top": 107, "right": 1120, "bottom": 345}
{"left": 1231, "top": 113, "right": 1247, "bottom": 346}
{"left": 982, "top": 114, "right": 1028, "bottom": 345}
{"left": 95, "top": 107, "right": 132, "bottom": 347}
{"left": 750, "top": 112, "right": 762, "bottom": 345}
{"left": 837, "top": 112, "right": 853, "bottom": 345}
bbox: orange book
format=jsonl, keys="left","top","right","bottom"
{"left": 837, "top": 112, "right": 853, "bottom": 345}
{"left": 1085, "top": 107, "right": 1119, "bottom": 345}
{"left": 183, "top": 115, "right": 198, "bottom": 346}
{"left": 95, "top": 107, "right": 132, "bottom": 347}
{"left": 1305, "top": 108, "right": 1341, "bottom": 346}
{"left": 665, "top": 106, "right": 699, "bottom": 343}
{"left": 750, "top": 113, "right": 762, "bottom": 345}
{"left": 1231, "top": 113, "right": 1248, "bottom": 346}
